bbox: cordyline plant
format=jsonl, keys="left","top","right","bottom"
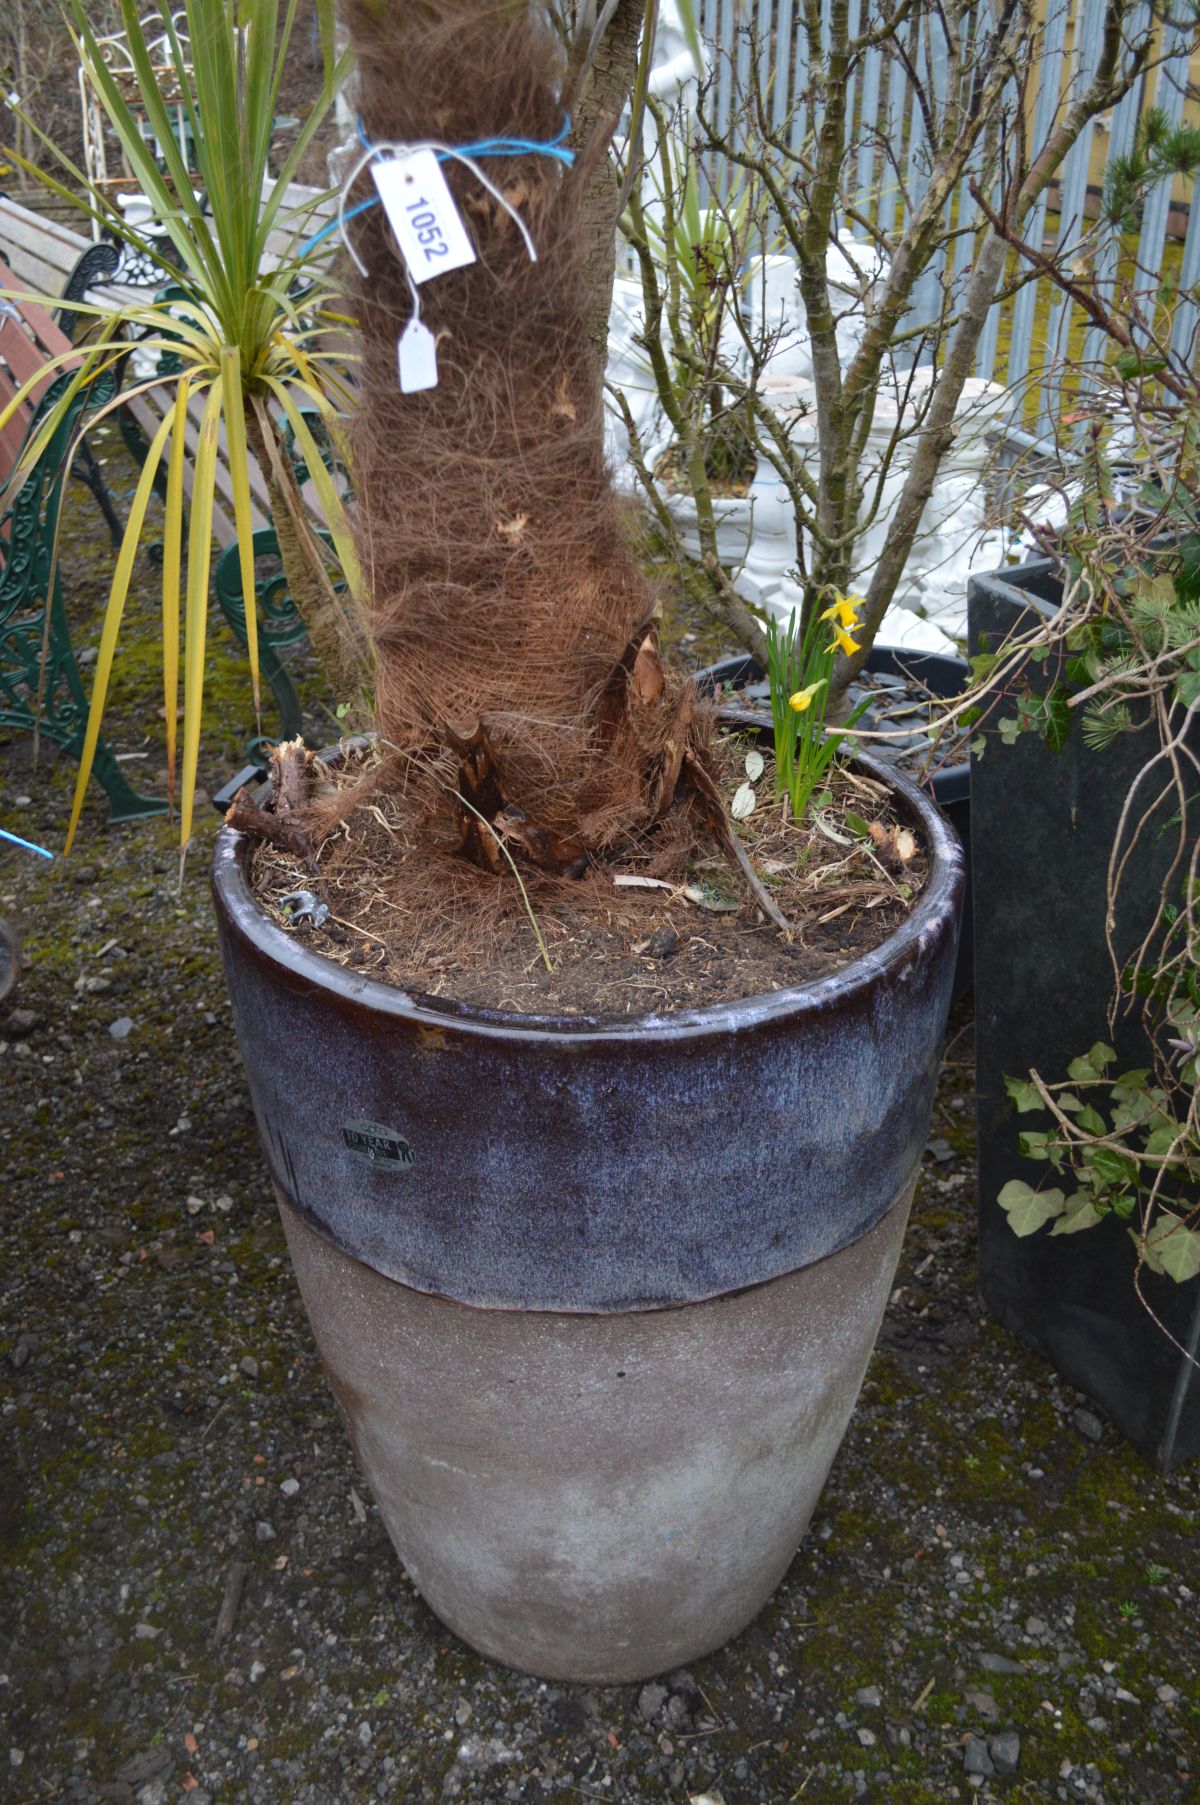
{"left": 617, "top": 0, "right": 1195, "bottom": 710}
{"left": 1, "top": 0, "right": 367, "bottom": 854}
{"left": 3, "top": 0, "right": 713, "bottom": 865}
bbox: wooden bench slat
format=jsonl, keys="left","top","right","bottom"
{"left": 0, "top": 256, "right": 75, "bottom": 353}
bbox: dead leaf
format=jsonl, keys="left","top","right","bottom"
{"left": 631, "top": 632, "right": 664, "bottom": 704}
{"left": 551, "top": 371, "right": 577, "bottom": 425}
{"left": 495, "top": 512, "right": 529, "bottom": 544}
{"left": 731, "top": 782, "right": 756, "bottom": 820}
{"left": 182, "top": 1776, "right": 199, "bottom": 1793}
{"left": 196, "top": 1228, "right": 215, "bottom": 1247}
{"left": 183, "top": 1733, "right": 198, "bottom": 1756}
{"left": 869, "top": 820, "right": 917, "bottom": 865}
{"left": 613, "top": 874, "right": 674, "bottom": 891}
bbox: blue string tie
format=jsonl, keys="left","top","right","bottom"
{"left": 1, "top": 825, "right": 53, "bottom": 860}
{"left": 301, "top": 118, "right": 575, "bottom": 260}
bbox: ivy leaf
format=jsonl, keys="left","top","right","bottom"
{"left": 997, "top": 1181, "right": 1066, "bottom": 1236}
{"left": 1044, "top": 685, "right": 1071, "bottom": 753}
{"left": 1134, "top": 1226, "right": 1164, "bottom": 1271}
{"left": 1111, "top": 1096, "right": 1154, "bottom": 1133}
{"left": 1175, "top": 670, "right": 1200, "bottom": 711}
{"left": 1148, "top": 1221, "right": 1200, "bottom": 1283}
{"left": 1004, "top": 1075, "right": 1043, "bottom": 1114}
{"left": 1075, "top": 1103, "right": 1108, "bottom": 1137}
{"left": 1056, "top": 1092, "right": 1083, "bottom": 1113}
{"left": 1146, "top": 1123, "right": 1183, "bottom": 1158}
{"left": 998, "top": 716, "right": 1021, "bottom": 746}
{"left": 1112, "top": 1068, "right": 1152, "bottom": 1093}
{"left": 1050, "top": 1193, "right": 1103, "bottom": 1236}
{"left": 969, "top": 650, "right": 1004, "bottom": 683}
{"left": 1068, "top": 1042, "right": 1117, "bottom": 1082}
{"left": 1091, "top": 1145, "right": 1139, "bottom": 1189}
{"left": 843, "top": 811, "right": 872, "bottom": 840}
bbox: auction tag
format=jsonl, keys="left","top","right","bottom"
{"left": 397, "top": 318, "right": 438, "bottom": 392}
{"left": 372, "top": 148, "right": 476, "bottom": 283}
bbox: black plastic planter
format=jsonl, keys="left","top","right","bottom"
{"left": 696, "top": 647, "right": 972, "bottom": 995}
{"left": 969, "top": 559, "right": 1200, "bottom": 1472}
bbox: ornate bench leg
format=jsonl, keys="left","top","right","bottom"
{"left": 49, "top": 587, "right": 168, "bottom": 824}
{"left": 214, "top": 529, "right": 306, "bottom": 749}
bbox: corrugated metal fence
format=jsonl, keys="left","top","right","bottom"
{"left": 696, "top": 0, "right": 1198, "bottom": 455}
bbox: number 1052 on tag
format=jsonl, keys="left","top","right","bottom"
{"left": 372, "top": 148, "right": 477, "bottom": 284}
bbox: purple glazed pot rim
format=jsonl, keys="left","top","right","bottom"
{"left": 212, "top": 744, "right": 964, "bottom": 1044}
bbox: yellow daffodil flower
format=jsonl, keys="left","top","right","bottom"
{"left": 789, "top": 680, "right": 825, "bottom": 713}
{"left": 819, "top": 594, "right": 863, "bottom": 631}
{"left": 828, "top": 623, "right": 862, "bottom": 656}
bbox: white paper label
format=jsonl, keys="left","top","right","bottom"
{"left": 397, "top": 318, "right": 438, "bottom": 392}
{"left": 372, "top": 149, "right": 476, "bottom": 284}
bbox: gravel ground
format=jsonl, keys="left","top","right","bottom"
{"left": 2, "top": 479, "right": 1198, "bottom": 1805}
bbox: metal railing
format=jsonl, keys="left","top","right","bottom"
{"left": 696, "top": 0, "right": 1199, "bottom": 458}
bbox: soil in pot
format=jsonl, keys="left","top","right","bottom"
{"left": 243, "top": 729, "right": 928, "bottom": 1013}
{"left": 696, "top": 648, "right": 974, "bottom": 996}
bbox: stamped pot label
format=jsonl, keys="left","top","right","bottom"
{"left": 342, "top": 1121, "right": 416, "bottom": 1171}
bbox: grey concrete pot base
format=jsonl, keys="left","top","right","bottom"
{"left": 280, "top": 1186, "right": 913, "bottom": 1683}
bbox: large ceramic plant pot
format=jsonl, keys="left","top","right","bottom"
{"left": 211, "top": 751, "right": 963, "bottom": 1682}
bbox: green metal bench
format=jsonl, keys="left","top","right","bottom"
{"left": 212, "top": 414, "right": 348, "bottom": 760}
{"left": 213, "top": 526, "right": 342, "bottom": 752}
{"left": 0, "top": 261, "right": 166, "bottom": 824}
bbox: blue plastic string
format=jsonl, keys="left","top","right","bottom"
{"left": 1, "top": 825, "right": 53, "bottom": 859}
{"left": 300, "top": 117, "right": 574, "bottom": 259}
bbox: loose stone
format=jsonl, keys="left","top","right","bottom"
{"left": 638, "top": 1682, "right": 668, "bottom": 1722}
{"left": 990, "top": 1731, "right": 1022, "bottom": 1775}
{"left": 1071, "top": 1407, "right": 1104, "bottom": 1443}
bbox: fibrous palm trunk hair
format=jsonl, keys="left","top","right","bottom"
{"left": 340, "top": 0, "right": 705, "bottom": 872}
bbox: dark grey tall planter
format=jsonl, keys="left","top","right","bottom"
{"left": 969, "top": 560, "right": 1200, "bottom": 1472}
